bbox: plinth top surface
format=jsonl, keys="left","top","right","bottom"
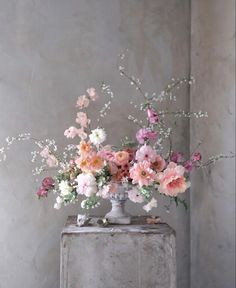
{"left": 62, "top": 216, "right": 175, "bottom": 236}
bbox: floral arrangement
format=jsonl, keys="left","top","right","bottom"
{"left": 0, "top": 54, "right": 233, "bottom": 215}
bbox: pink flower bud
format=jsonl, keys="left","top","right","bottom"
{"left": 36, "top": 187, "right": 48, "bottom": 198}
{"left": 191, "top": 152, "right": 202, "bottom": 162}
{"left": 147, "top": 108, "right": 159, "bottom": 124}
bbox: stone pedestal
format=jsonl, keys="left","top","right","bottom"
{"left": 60, "top": 216, "right": 176, "bottom": 288}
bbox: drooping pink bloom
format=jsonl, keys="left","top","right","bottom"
{"left": 36, "top": 187, "right": 48, "bottom": 198}
{"left": 46, "top": 154, "right": 58, "bottom": 167}
{"left": 191, "top": 152, "right": 202, "bottom": 162}
{"left": 128, "top": 188, "right": 144, "bottom": 203}
{"left": 147, "top": 108, "right": 159, "bottom": 124}
{"left": 136, "top": 128, "right": 157, "bottom": 144}
{"left": 157, "top": 162, "right": 190, "bottom": 196}
{"left": 64, "top": 126, "right": 80, "bottom": 139}
{"left": 86, "top": 87, "right": 98, "bottom": 101}
{"left": 76, "top": 95, "right": 89, "bottom": 109}
{"left": 170, "top": 152, "right": 184, "bottom": 163}
{"left": 42, "top": 177, "right": 55, "bottom": 190}
{"left": 143, "top": 197, "right": 158, "bottom": 212}
{"left": 135, "top": 145, "right": 157, "bottom": 163}
{"left": 130, "top": 161, "right": 156, "bottom": 187}
{"left": 184, "top": 160, "right": 194, "bottom": 173}
{"left": 76, "top": 112, "right": 90, "bottom": 128}
{"left": 151, "top": 155, "right": 166, "bottom": 172}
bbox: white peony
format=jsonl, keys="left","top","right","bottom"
{"left": 89, "top": 128, "right": 106, "bottom": 145}
{"left": 59, "top": 180, "right": 73, "bottom": 196}
{"left": 76, "top": 173, "right": 97, "bottom": 197}
{"left": 143, "top": 197, "right": 158, "bottom": 212}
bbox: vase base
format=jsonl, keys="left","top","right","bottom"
{"left": 105, "top": 215, "right": 131, "bottom": 225}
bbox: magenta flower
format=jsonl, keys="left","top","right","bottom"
{"left": 191, "top": 152, "right": 202, "bottom": 162}
{"left": 170, "top": 152, "right": 184, "bottom": 163}
{"left": 42, "top": 177, "right": 55, "bottom": 190}
{"left": 184, "top": 160, "right": 194, "bottom": 173}
{"left": 147, "top": 108, "right": 159, "bottom": 124}
{"left": 36, "top": 187, "right": 48, "bottom": 198}
{"left": 136, "top": 128, "right": 157, "bottom": 144}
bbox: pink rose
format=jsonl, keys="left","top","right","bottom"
{"left": 86, "top": 87, "right": 98, "bottom": 101}
{"left": 191, "top": 152, "right": 202, "bottom": 162}
{"left": 42, "top": 177, "right": 55, "bottom": 190}
{"left": 170, "top": 152, "right": 184, "bottom": 163}
{"left": 36, "top": 187, "right": 48, "bottom": 198}
{"left": 76, "top": 95, "right": 89, "bottom": 109}
{"left": 136, "top": 128, "right": 157, "bottom": 144}
{"left": 147, "top": 108, "right": 159, "bottom": 124}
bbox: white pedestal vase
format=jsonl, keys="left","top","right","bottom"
{"left": 105, "top": 185, "right": 131, "bottom": 225}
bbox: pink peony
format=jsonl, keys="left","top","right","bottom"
{"left": 64, "top": 126, "right": 80, "bottom": 139}
{"left": 151, "top": 155, "right": 166, "bottom": 172}
{"left": 86, "top": 87, "right": 98, "bottom": 101}
{"left": 191, "top": 152, "right": 202, "bottom": 162}
{"left": 147, "top": 108, "right": 159, "bottom": 124}
{"left": 128, "top": 188, "right": 144, "bottom": 203}
{"left": 42, "top": 177, "right": 55, "bottom": 190}
{"left": 130, "top": 161, "right": 156, "bottom": 187}
{"left": 36, "top": 187, "right": 48, "bottom": 198}
{"left": 76, "top": 95, "right": 89, "bottom": 109}
{"left": 184, "top": 160, "right": 194, "bottom": 173}
{"left": 136, "top": 128, "right": 157, "bottom": 144}
{"left": 76, "top": 112, "right": 90, "bottom": 128}
{"left": 158, "top": 162, "right": 190, "bottom": 196}
{"left": 135, "top": 145, "right": 157, "bottom": 163}
{"left": 170, "top": 152, "right": 184, "bottom": 163}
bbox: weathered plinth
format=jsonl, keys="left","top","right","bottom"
{"left": 60, "top": 216, "right": 176, "bottom": 288}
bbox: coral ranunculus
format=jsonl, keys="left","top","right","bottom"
{"left": 158, "top": 162, "right": 190, "bottom": 196}
{"left": 114, "top": 151, "right": 130, "bottom": 165}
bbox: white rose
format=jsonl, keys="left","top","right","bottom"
{"left": 89, "top": 128, "right": 106, "bottom": 145}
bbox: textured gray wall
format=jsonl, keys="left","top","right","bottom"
{"left": 0, "top": 1, "right": 190, "bottom": 288}
{"left": 190, "top": 0, "right": 235, "bottom": 288}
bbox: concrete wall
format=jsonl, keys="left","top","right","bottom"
{"left": 190, "top": 1, "right": 235, "bottom": 288}
{"left": 0, "top": 1, "right": 190, "bottom": 288}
